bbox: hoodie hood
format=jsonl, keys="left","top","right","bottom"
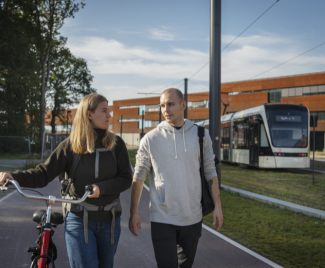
{"left": 157, "top": 119, "right": 195, "bottom": 133}
{"left": 157, "top": 119, "right": 195, "bottom": 159}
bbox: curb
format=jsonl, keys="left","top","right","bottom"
{"left": 221, "top": 184, "right": 325, "bottom": 220}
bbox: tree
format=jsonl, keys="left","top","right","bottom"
{"left": 31, "top": 0, "right": 84, "bottom": 140}
{"left": 47, "top": 37, "right": 96, "bottom": 133}
{"left": 0, "top": 0, "right": 41, "bottom": 137}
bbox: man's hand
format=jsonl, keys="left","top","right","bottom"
{"left": 129, "top": 213, "right": 141, "bottom": 236}
{"left": 213, "top": 208, "right": 223, "bottom": 232}
{"left": 0, "top": 172, "right": 13, "bottom": 186}
{"left": 207, "top": 176, "right": 223, "bottom": 232}
{"left": 88, "top": 184, "right": 100, "bottom": 198}
{"left": 129, "top": 178, "right": 144, "bottom": 236}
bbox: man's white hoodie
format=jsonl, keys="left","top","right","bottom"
{"left": 134, "top": 119, "right": 218, "bottom": 226}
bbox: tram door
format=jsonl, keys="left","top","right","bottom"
{"left": 223, "top": 126, "right": 230, "bottom": 161}
{"left": 249, "top": 123, "right": 259, "bottom": 166}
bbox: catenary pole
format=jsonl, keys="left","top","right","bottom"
{"left": 141, "top": 110, "right": 145, "bottom": 138}
{"left": 120, "top": 115, "right": 123, "bottom": 137}
{"left": 313, "top": 113, "right": 315, "bottom": 185}
{"left": 184, "top": 78, "right": 188, "bottom": 118}
{"left": 209, "top": 0, "right": 222, "bottom": 188}
{"left": 159, "top": 105, "right": 162, "bottom": 123}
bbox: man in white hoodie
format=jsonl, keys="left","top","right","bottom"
{"left": 129, "top": 88, "right": 223, "bottom": 268}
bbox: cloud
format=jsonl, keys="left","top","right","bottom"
{"left": 67, "top": 36, "right": 209, "bottom": 80}
{"left": 148, "top": 27, "right": 176, "bottom": 41}
{"left": 84, "top": 27, "right": 104, "bottom": 33}
{"left": 66, "top": 33, "right": 325, "bottom": 101}
{"left": 221, "top": 33, "right": 291, "bottom": 48}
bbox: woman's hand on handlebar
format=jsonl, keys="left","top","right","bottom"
{"left": 0, "top": 172, "right": 13, "bottom": 186}
{"left": 88, "top": 184, "right": 100, "bottom": 198}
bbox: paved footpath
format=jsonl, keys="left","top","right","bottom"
{"left": 0, "top": 180, "right": 281, "bottom": 268}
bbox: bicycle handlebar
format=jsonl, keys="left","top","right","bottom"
{"left": 2, "top": 179, "right": 93, "bottom": 205}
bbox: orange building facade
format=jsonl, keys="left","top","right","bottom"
{"left": 111, "top": 71, "right": 325, "bottom": 150}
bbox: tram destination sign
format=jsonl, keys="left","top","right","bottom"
{"left": 276, "top": 115, "right": 302, "bottom": 122}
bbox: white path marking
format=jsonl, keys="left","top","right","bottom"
{"left": 0, "top": 190, "right": 16, "bottom": 204}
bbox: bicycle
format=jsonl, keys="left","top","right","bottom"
{"left": 1, "top": 179, "right": 93, "bottom": 268}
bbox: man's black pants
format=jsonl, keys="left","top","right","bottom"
{"left": 151, "top": 220, "right": 202, "bottom": 268}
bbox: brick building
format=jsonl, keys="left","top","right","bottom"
{"left": 111, "top": 71, "right": 325, "bottom": 150}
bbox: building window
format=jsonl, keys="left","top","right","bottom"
{"left": 280, "top": 85, "right": 325, "bottom": 97}
{"left": 268, "top": 89, "right": 281, "bottom": 103}
{"left": 119, "top": 104, "right": 157, "bottom": 115}
{"left": 119, "top": 119, "right": 160, "bottom": 129}
{"left": 146, "top": 105, "right": 160, "bottom": 112}
{"left": 310, "top": 112, "right": 325, "bottom": 121}
{"left": 187, "top": 101, "right": 209, "bottom": 109}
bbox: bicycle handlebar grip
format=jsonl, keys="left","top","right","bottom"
{"left": 4, "top": 178, "right": 12, "bottom": 187}
{"left": 85, "top": 185, "right": 94, "bottom": 195}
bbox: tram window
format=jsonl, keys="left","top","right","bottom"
{"left": 233, "top": 121, "right": 249, "bottom": 149}
{"left": 260, "top": 124, "right": 269, "bottom": 147}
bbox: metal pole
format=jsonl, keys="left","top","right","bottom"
{"left": 209, "top": 0, "right": 222, "bottom": 188}
{"left": 141, "top": 110, "right": 145, "bottom": 138}
{"left": 66, "top": 111, "right": 68, "bottom": 135}
{"left": 28, "top": 137, "right": 31, "bottom": 155}
{"left": 120, "top": 115, "right": 123, "bottom": 137}
{"left": 41, "top": 130, "right": 46, "bottom": 163}
{"left": 313, "top": 113, "right": 315, "bottom": 185}
{"left": 159, "top": 105, "right": 162, "bottom": 123}
{"left": 184, "top": 78, "right": 188, "bottom": 119}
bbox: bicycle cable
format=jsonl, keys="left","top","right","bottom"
{"left": 22, "top": 188, "right": 48, "bottom": 207}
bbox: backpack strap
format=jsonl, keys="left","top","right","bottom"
{"left": 197, "top": 125, "right": 205, "bottom": 176}
{"left": 197, "top": 126, "right": 206, "bottom": 202}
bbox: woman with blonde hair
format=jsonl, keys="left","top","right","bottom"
{"left": 0, "top": 93, "right": 133, "bottom": 268}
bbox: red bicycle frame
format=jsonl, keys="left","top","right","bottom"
{"left": 38, "top": 229, "right": 51, "bottom": 268}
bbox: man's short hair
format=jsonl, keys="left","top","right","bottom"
{"left": 161, "top": 88, "right": 184, "bottom": 102}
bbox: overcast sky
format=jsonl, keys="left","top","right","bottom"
{"left": 60, "top": 0, "right": 325, "bottom": 105}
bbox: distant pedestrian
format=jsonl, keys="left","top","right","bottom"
{"left": 0, "top": 93, "right": 133, "bottom": 268}
{"left": 129, "top": 88, "right": 223, "bottom": 268}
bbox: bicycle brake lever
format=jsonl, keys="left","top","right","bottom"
{"left": 1, "top": 179, "right": 11, "bottom": 191}
{"left": 85, "top": 185, "right": 94, "bottom": 195}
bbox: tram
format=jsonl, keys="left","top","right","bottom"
{"left": 220, "top": 104, "right": 310, "bottom": 168}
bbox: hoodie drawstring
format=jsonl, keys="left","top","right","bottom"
{"left": 183, "top": 127, "right": 187, "bottom": 153}
{"left": 173, "top": 128, "right": 187, "bottom": 159}
{"left": 173, "top": 129, "right": 178, "bottom": 159}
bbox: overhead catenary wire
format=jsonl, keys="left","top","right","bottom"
{"left": 188, "top": 0, "right": 280, "bottom": 80}
{"left": 221, "top": 0, "right": 280, "bottom": 52}
{"left": 149, "top": 79, "right": 184, "bottom": 93}
{"left": 188, "top": 79, "right": 208, "bottom": 92}
{"left": 250, "top": 41, "right": 325, "bottom": 79}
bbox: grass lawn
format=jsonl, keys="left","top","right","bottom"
{"left": 220, "top": 162, "right": 325, "bottom": 210}
{"left": 128, "top": 149, "right": 324, "bottom": 268}
{"left": 204, "top": 190, "right": 325, "bottom": 268}
{"left": 313, "top": 151, "right": 325, "bottom": 156}
{"left": 310, "top": 160, "right": 325, "bottom": 172}
{"left": 0, "top": 153, "right": 41, "bottom": 160}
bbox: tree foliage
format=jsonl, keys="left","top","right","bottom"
{"left": 0, "top": 0, "right": 95, "bottom": 139}
{"left": 47, "top": 37, "right": 96, "bottom": 133}
{"left": 31, "top": 0, "right": 84, "bottom": 139}
{"left": 0, "top": 0, "right": 40, "bottom": 137}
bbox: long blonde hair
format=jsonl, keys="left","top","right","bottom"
{"left": 70, "top": 93, "right": 117, "bottom": 154}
